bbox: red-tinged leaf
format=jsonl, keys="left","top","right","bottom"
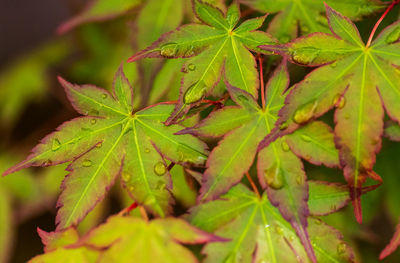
{"left": 308, "top": 181, "right": 350, "bottom": 216}
{"left": 78, "top": 215, "right": 225, "bottom": 263}
{"left": 183, "top": 61, "right": 340, "bottom": 261}
{"left": 380, "top": 218, "right": 400, "bottom": 260}
{"left": 188, "top": 184, "right": 355, "bottom": 263}
{"left": 57, "top": 0, "right": 142, "bottom": 34}
{"left": 29, "top": 228, "right": 100, "bottom": 263}
{"left": 128, "top": 0, "right": 276, "bottom": 123}
{"left": 286, "top": 121, "right": 340, "bottom": 168}
{"left": 384, "top": 120, "right": 400, "bottom": 142}
{"left": 4, "top": 67, "right": 208, "bottom": 230}
{"left": 240, "top": 0, "right": 383, "bottom": 42}
{"left": 259, "top": 5, "right": 399, "bottom": 223}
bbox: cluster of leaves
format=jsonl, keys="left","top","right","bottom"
{"left": 2, "top": 0, "right": 400, "bottom": 262}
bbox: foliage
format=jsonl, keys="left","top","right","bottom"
{"left": 2, "top": 0, "right": 400, "bottom": 262}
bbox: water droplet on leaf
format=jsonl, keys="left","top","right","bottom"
{"left": 154, "top": 162, "right": 167, "bottom": 176}
{"left": 156, "top": 180, "right": 166, "bottom": 190}
{"left": 145, "top": 195, "right": 157, "bottom": 206}
{"left": 293, "top": 100, "right": 317, "bottom": 124}
{"left": 291, "top": 48, "right": 319, "bottom": 65}
{"left": 330, "top": 61, "right": 337, "bottom": 68}
{"left": 264, "top": 163, "right": 284, "bottom": 190}
{"left": 337, "top": 242, "right": 347, "bottom": 255}
{"left": 128, "top": 185, "right": 134, "bottom": 192}
{"left": 51, "top": 138, "right": 61, "bottom": 151}
{"left": 281, "top": 140, "right": 290, "bottom": 152}
{"left": 144, "top": 148, "right": 150, "bottom": 153}
{"left": 188, "top": 63, "right": 196, "bottom": 71}
{"left": 90, "top": 119, "right": 97, "bottom": 125}
{"left": 300, "top": 135, "right": 311, "bottom": 142}
{"left": 82, "top": 159, "right": 92, "bottom": 167}
{"left": 101, "top": 94, "right": 108, "bottom": 99}
{"left": 183, "top": 81, "right": 206, "bottom": 104}
{"left": 279, "top": 122, "right": 288, "bottom": 130}
{"left": 122, "top": 172, "right": 131, "bottom": 182}
{"left": 275, "top": 225, "right": 284, "bottom": 235}
{"left": 160, "top": 43, "right": 178, "bottom": 57}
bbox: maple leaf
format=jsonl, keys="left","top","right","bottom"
{"left": 77, "top": 215, "right": 225, "bottom": 263}
{"left": 188, "top": 184, "right": 355, "bottom": 263}
{"left": 380, "top": 218, "right": 400, "bottom": 259}
{"left": 29, "top": 228, "right": 100, "bottom": 263}
{"left": 3, "top": 66, "right": 208, "bottom": 230}
{"left": 57, "top": 0, "right": 142, "bottom": 34}
{"left": 128, "top": 0, "right": 276, "bottom": 123}
{"left": 259, "top": 5, "right": 400, "bottom": 223}
{"left": 180, "top": 61, "right": 340, "bottom": 262}
{"left": 240, "top": 0, "right": 383, "bottom": 42}
{"left": 384, "top": 120, "right": 400, "bottom": 141}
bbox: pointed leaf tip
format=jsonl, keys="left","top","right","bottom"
{"left": 380, "top": 219, "right": 400, "bottom": 260}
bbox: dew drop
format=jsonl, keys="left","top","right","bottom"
{"left": 279, "top": 122, "right": 288, "bottom": 130}
{"left": 296, "top": 175, "right": 303, "bottom": 185}
{"left": 385, "top": 27, "right": 400, "bottom": 44}
{"left": 337, "top": 96, "right": 346, "bottom": 109}
{"left": 293, "top": 100, "right": 317, "bottom": 124}
{"left": 301, "top": 25, "right": 310, "bottom": 33}
{"left": 337, "top": 242, "right": 347, "bottom": 255}
{"left": 95, "top": 142, "right": 103, "bottom": 148}
{"left": 144, "top": 195, "right": 157, "bottom": 206}
{"left": 82, "top": 159, "right": 92, "bottom": 167}
{"left": 300, "top": 135, "right": 311, "bottom": 142}
{"left": 315, "top": 218, "right": 322, "bottom": 225}
{"left": 90, "top": 119, "right": 97, "bottom": 125}
{"left": 281, "top": 140, "right": 290, "bottom": 152}
{"left": 128, "top": 185, "right": 134, "bottom": 192}
{"left": 51, "top": 138, "right": 61, "bottom": 151}
{"left": 154, "top": 161, "right": 167, "bottom": 176}
{"left": 275, "top": 225, "right": 284, "bottom": 235}
{"left": 264, "top": 163, "right": 284, "bottom": 190}
{"left": 330, "top": 61, "right": 337, "bottom": 68}
{"left": 89, "top": 109, "right": 100, "bottom": 116}
{"left": 188, "top": 63, "right": 196, "bottom": 71}
{"left": 183, "top": 81, "right": 206, "bottom": 104}
{"left": 156, "top": 180, "right": 166, "bottom": 190}
{"left": 291, "top": 48, "right": 319, "bottom": 65}
{"left": 160, "top": 42, "right": 178, "bottom": 57}
{"left": 101, "top": 93, "right": 108, "bottom": 99}
{"left": 122, "top": 172, "right": 131, "bottom": 182}
{"left": 144, "top": 148, "right": 150, "bottom": 153}
{"left": 264, "top": 224, "right": 270, "bottom": 229}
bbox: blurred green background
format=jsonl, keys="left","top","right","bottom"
{"left": 0, "top": 0, "right": 399, "bottom": 262}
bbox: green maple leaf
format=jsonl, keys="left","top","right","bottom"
{"left": 259, "top": 5, "right": 400, "bottom": 223}
{"left": 188, "top": 184, "right": 355, "bottom": 263}
{"left": 4, "top": 66, "right": 208, "bottom": 230}
{"left": 78, "top": 215, "right": 225, "bottom": 263}
{"left": 29, "top": 228, "right": 100, "bottom": 263}
{"left": 240, "top": 0, "right": 383, "bottom": 42}
{"left": 128, "top": 0, "right": 276, "bottom": 123}
{"left": 384, "top": 120, "right": 400, "bottom": 141}
{"left": 181, "top": 62, "right": 340, "bottom": 262}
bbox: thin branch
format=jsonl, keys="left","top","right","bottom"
{"left": 139, "top": 206, "right": 149, "bottom": 221}
{"left": 245, "top": 172, "right": 260, "bottom": 198}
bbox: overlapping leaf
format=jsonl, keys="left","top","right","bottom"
{"left": 58, "top": 0, "right": 142, "bottom": 34}
{"left": 188, "top": 184, "right": 355, "bottom": 263}
{"left": 128, "top": 0, "right": 276, "bottom": 123}
{"left": 380, "top": 218, "right": 400, "bottom": 259}
{"left": 78, "top": 215, "right": 225, "bottom": 263}
{"left": 259, "top": 5, "right": 400, "bottom": 223}
{"left": 240, "top": 0, "right": 383, "bottom": 42}
{"left": 4, "top": 66, "right": 208, "bottom": 230}
{"left": 181, "top": 62, "right": 339, "bottom": 262}
{"left": 29, "top": 228, "right": 100, "bottom": 263}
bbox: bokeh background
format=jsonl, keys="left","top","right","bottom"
{"left": 0, "top": 0, "right": 400, "bottom": 262}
